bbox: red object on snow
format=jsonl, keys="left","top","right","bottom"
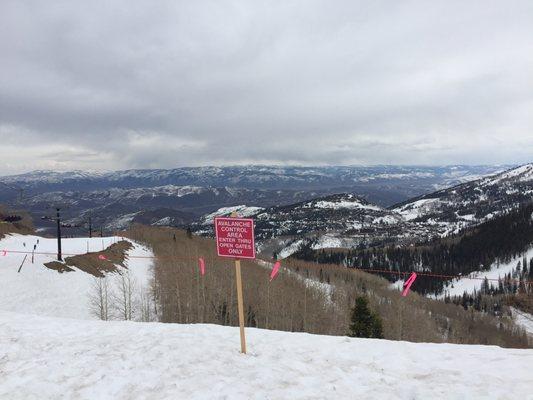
{"left": 402, "top": 272, "right": 417, "bottom": 297}
{"left": 270, "top": 261, "right": 281, "bottom": 281}
{"left": 198, "top": 257, "right": 205, "bottom": 276}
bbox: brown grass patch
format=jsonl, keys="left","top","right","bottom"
{"left": 43, "top": 261, "right": 74, "bottom": 273}
{"left": 44, "top": 240, "right": 133, "bottom": 277}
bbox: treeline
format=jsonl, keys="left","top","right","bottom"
{"left": 126, "top": 225, "right": 337, "bottom": 335}
{"left": 293, "top": 202, "right": 533, "bottom": 295}
{"left": 123, "top": 224, "right": 530, "bottom": 348}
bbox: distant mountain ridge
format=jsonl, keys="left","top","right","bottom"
{"left": 193, "top": 163, "right": 533, "bottom": 256}
{"left": 0, "top": 164, "right": 518, "bottom": 237}
{"left": 0, "top": 165, "right": 508, "bottom": 198}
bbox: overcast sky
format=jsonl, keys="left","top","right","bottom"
{"left": 0, "top": 1, "right": 531, "bottom": 175}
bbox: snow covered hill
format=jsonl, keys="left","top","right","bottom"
{"left": 197, "top": 193, "right": 401, "bottom": 242}
{"left": 0, "top": 234, "right": 153, "bottom": 320}
{"left": 1, "top": 233, "right": 532, "bottom": 399}
{"left": 225, "top": 163, "right": 533, "bottom": 256}
{"left": 393, "top": 163, "right": 533, "bottom": 225}
{"left": 437, "top": 247, "right": 533, "bottom": 300}
{"left": 1, "top": 311, "right": 532, "bottom": 400}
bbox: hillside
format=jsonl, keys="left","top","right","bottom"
{"left": 195, "top": 163, "right": 533, "bottom": 256}
{"left": 127, "top": 225, "right": 529, "bottom": 348}
{"left": 0, "top": 165, "right": 507, "bottom": 235}
{"left": 194, "top": 193, "right": 400, "bottom": 241}
{"left": 0, "top": 226, "right": 531, "bottom": 399}
{"left": 392, "top": 163, "right": 533, "bottom": 224}
{"left": 0, "top": 234, "right": 153, "bottom": 320}
{"left": 1, "top": 311, "right": 532, "bottom": 400}
{"left": 293, "top": 202, "right": 533, "bottom": 295}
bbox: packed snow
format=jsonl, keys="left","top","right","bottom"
{"left": 0, "top": 234, "right": 153, "bottom": 320}
{"left": 1, "top": 311, "right": 532, "bottom": 400}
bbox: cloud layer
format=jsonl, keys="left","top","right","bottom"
{"left": 1, "top": 0, "right": 532, "bottom": 174}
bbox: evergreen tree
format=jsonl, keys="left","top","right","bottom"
{"left": 370, "top": 313, "right": 384, "bottom": 338}
{"left": 348, "top": 296, "right": 383, "bottom": 339}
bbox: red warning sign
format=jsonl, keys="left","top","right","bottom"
{"left": 214, "top": 217, "right": 256, "bottom": 259}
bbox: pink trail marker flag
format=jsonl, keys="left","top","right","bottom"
{"left": 198, "top": 257, "right": 205, "bottom": 276}
{"left": 402, "top": 272, "right": 417, "bottom": 297}
{"left": 270, "top": 261, "right": 281, "bottom": 281}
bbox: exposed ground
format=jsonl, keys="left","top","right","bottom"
{"left": 44, "top": 240, "right": 133, "bottom": 277}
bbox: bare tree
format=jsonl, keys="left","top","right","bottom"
{"left": 139, "top": 287, "right": 154, "bottom": 322}
{"left": 89, "top": 276, "right": 111, "bottom": 321}
{"left": 114, "top": 270, "right": 136, "bottom": 320}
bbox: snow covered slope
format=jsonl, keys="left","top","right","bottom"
{"left": 1, "top": 311, "right": 532, "bottom": 400}
{"left": 393, "top": 163, "right": 533, "bottom": 225}
{"left": 0, "top": 234, "right": 153, "bottom": 320}
{"left": 252, "top": 193, "right": 400, "bottom": 240}
{"left": 201, "top": 205, "right": 265, "bottom": 224}
{"left": 437, "top": 247, "right": 533, "bottom": 299}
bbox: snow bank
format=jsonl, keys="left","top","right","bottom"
{"left": 1, "top": 311, "right": 532, "bottom": 400}
{"left": 0, "top": 234, "right": 153, "bottom": 320}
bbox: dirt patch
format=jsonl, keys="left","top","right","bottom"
{"left": 43, "top": 261, "right": 74, "bottom": 273}
{"left": 44, "top": 240, "right": 133, "bottom": 277}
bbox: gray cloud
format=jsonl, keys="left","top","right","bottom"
{"left": 0, "top": 0, "right": 532, "bottom": 174}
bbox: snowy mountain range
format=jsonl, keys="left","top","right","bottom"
{"left": 0, "top": 165, "right": 508, "bottom": 208}
{"left": 2, "top": 164, "right": 530, "bottom": 242}
{"left": 0, "top": 165, "right": 507, "bottom": 193}
{"left": 0, "top": 165, "right": 510, "bottom": 234}
{"left": 194, "top": 163, "right": 533, "bottom": 256}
